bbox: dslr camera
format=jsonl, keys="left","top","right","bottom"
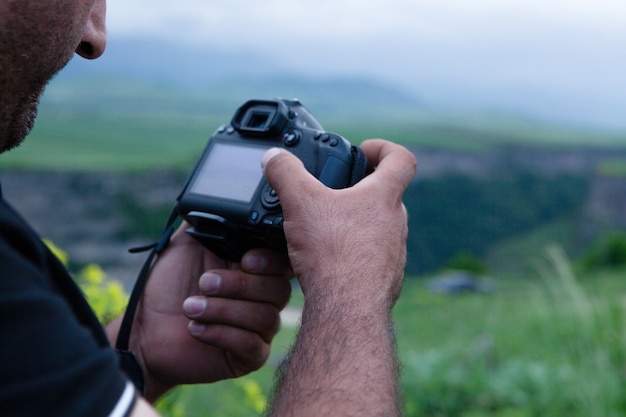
{"left": 176, "top": 98, "right": 371, "bottom": 261}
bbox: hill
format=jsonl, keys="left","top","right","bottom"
{"left": 4, "top": 74, "right": 626, "bottom": 172}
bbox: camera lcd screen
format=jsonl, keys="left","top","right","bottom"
{"left": 189, "top": 142, "right": 268, "bottom": 203}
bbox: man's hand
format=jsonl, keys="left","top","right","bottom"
{"left": 261, "top": 139, "right": 416, "bottom": 416}
{"left": 107, "top": 227, "right": 292, "bottom": 402}
{"left": 262, "top": 139, "right": 415, "bottom": 309}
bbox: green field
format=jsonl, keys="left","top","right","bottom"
{"left": 148, "top": 250, "right": 626, "bottom": 417}
{"left": 0, "top": 111, "right": 219, "bottom": 171}
{"left": 3, "top": 108, "right": 626, "bottom": 171}
{"left": 5, "top": 72, "right": 626, "bottom": 171}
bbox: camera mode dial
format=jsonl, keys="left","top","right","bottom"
{"left": 283, "top": 131, "right": 301, "bottom": 146}
{"left": 261, "top": 184, "right": 280, "bottom": 210}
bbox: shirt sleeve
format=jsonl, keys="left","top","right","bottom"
{"left": 107, "top": 382, "right": 138, "bottom": 417}
{"left": 0, "top": 211, "right": 129, "bottom": 417}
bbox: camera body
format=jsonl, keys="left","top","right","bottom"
{"left": 176, "top": 98, "right": 370, "bottom": 261}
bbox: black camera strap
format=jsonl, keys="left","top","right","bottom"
{"left": 114, "top": 207, "right": 179, "bottom": 394}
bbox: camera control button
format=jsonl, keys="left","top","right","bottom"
{"left": 249, "top": 211, "right": 260, "bottom": 224}
{"left": 283, "top": 132, "right": 300, "bottom": 146}
{"left": 320, "top": 133, "right": 330, "bottom": 143}
{"left": 261, "top": 216, "right": 284, "bottom": 226}
{"left": 330, "top": 138, "right": 339, "bottom": 146}
{"left": 262, "top": 185, "right": 281, "bottom": 209}
{"left": 226, "top": 126, "right": 235, "bottom": 134}
{"left": 314, "top": 132, "right": 322, "bottom": 140}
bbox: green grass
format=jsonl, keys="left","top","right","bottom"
{"left": 398, "top": 254, "right": 626, "bottom": 417}
{"left": 597, "top": 159, "right": 626, "bottom": 177}
{"left": 302, "top": 109, "right": 626, "bottom": 151}
{"left": 485, "top": 217, "right": 580, "bottom": 276}
{"left": 4, "top": 108, "right": 626, "bottom": 171}
{"left": 150, "top": 251, "right": 626, "bottom": 417}
{"left": 0, "top": 111, "right": 221, "bottom": 171}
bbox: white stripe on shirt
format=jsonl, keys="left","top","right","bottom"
{"left": 107, "top": 381, "right": 136, "bottom": 417}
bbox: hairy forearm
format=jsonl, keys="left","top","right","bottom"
{"left": 266, "top": 294, "right": 402, "bottom": 417}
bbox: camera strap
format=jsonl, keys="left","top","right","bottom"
{"left": 114, "top": 207, "right": 179, "bottom": 394}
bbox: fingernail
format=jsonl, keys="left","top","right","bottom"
{"left": 188, "top": 321, "right": 206, "bottom": 336}
{"left": 183, "top": 297, "right": 206, "bottom": 316}
{"left": 199, "top": 273, "right": 221, "bottom": 293}
{"left": 261, "top": 148, "right": 282, "bottom": 169}
{"left": 243, "top": 253, "right": 268, "bottom": 272}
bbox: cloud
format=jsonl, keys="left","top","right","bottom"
{"left": 105, "top": 0, "right": 626, "bottom": 128}
{"left": 106, "top": 0, "right": 626, "bottom": 79}
{"left": 108, "top": 0, "right": 626, "bottom": 43}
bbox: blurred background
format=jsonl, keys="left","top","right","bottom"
{"left": 104, "top": 0, "right": 626, "bottom": 129}
{"left": 3, "top": 0, "right": 626, "bottom": 415}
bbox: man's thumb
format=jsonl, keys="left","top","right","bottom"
{"left": 261, "top": 148, "right": 285, "bottom": 171}
{"left": 261, "top": 148, "right": 313, "bottom": 195}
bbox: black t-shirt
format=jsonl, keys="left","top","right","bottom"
{"left": 0, "top": 184, "right": 131, "bottom": 417}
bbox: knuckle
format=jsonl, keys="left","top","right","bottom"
{"left": 206, "top": 298, "right": 230, "bottom": 320}
{"left": 222, "top": 271, "right": 248, "bottom": 297}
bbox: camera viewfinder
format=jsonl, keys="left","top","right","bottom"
{"left": 242, "top": 108, "right": 276, "bottom": 133}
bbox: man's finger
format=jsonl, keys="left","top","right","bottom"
{"left": 240, "top": 248, "right": 293, "bottom": 277}
{"left": 360, "top": 139, "right": 417, "bottom": 196}
{"left": 183, "top": 296, "right": 281, "bottom": 342}
{"left": 197, "top": 270, "right": 292, "bottom": 309}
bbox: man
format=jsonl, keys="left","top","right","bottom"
{"left": 0, "top": 1, "right": 417, "bottom": 416}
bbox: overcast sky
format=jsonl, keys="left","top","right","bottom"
{"left": 106, "top": 0, "right": 626, "bottom": 128}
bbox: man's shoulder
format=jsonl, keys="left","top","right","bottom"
{"left": 0, "top": 194, "right": 130, "bottom": 417}
{"left": 0, "top": 195, "right": 55, "bottom": 280}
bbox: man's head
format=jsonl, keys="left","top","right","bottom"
{"left": 0, "top": 0, "right": 106, "bottom": 153}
